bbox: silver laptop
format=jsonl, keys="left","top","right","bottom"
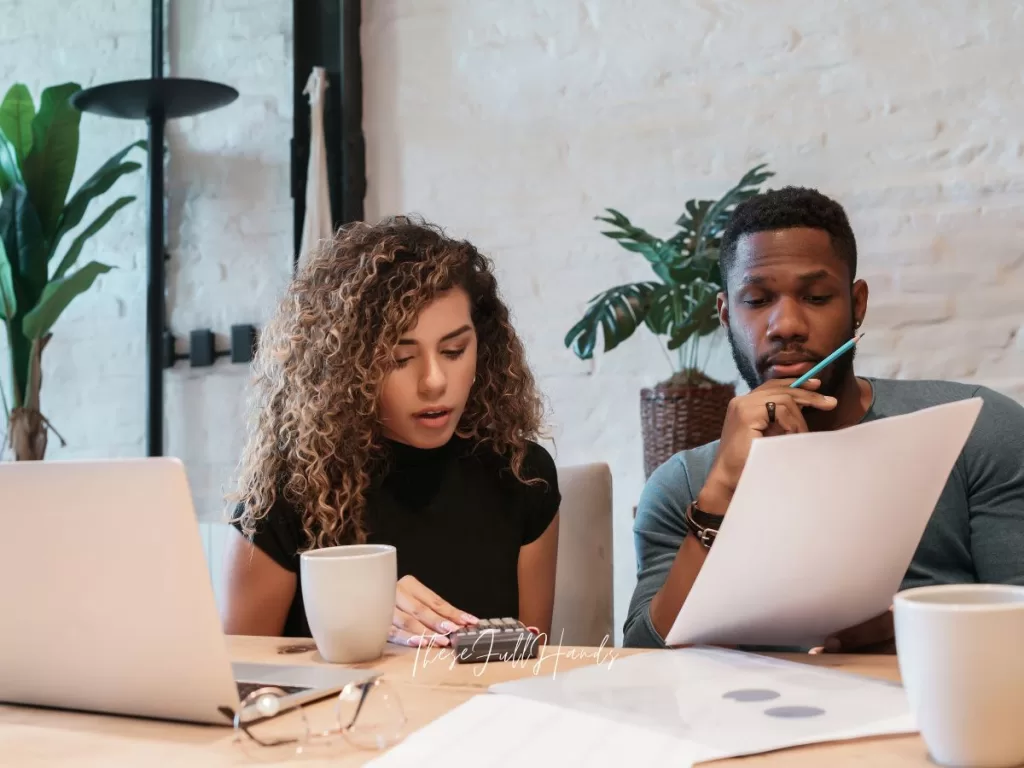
{"left": 0, "top": 456, "right": 371, "bottom": 725}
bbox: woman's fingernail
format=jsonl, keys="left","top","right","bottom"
{"left": 434, "top": 634, "right": 450, "bottom": 647}
{"left": 461, "top": 613, "right": 479, "bottom": 624}
{"left": 407, "top": 636, "right": 422, "bottom": 647}
{"left": 440, "top": 621, "right": 457, "bottom": 633}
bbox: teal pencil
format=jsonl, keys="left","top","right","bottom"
{"left": 789, "top": 333, "right": 864, "bottom": 388}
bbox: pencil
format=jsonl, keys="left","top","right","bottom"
{"left": 789, "top": 333, "right": 864, "bottom": 389}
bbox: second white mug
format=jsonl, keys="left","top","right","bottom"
{"left": 893, "top": 583, "right": 1024, "bottom": 768}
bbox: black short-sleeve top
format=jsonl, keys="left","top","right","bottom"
{"left": 232, "top": 436, "right": 561, "bottom": 638}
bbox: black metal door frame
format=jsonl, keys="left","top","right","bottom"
{"left": 292, "top": 0, "right": 365, "bottom": 266}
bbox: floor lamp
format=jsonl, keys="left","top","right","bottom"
{"left": 70, "top": 0, "right": 238, "bottom": 457}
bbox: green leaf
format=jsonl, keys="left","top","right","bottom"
{"left": 22, "top": 82, "right": 82, "bottom": 242}
{"left": 693, "top": 163, "right": 775, "bottom": 259}
{"left": 0, "top": 235, "right": 16, "bottom": 320}
{"left": 666, "top": 292, "right": 720, "bottom": 351}
{"left": 596, "top": 209, "right": 661, "bottom": 244}
{"left": 0, "top": 184, "right": 47, "bottom": 306}
{"left": 670, "top": 198, "right": 714, "bottom": 254}
{"left": 642, "top": 284, "right": 679, "bottom": 336}
{"left": 22, "top": 260, "right": 113, "bottom": 340}
{"left": 53, "top": 195, "right": 134, "bottom": 280}
{"left": 0, "top": 130, "right": 23, "bottom": 194}
{"left": 50, "top": 139, "right": 145, "bottom": 260}
{"left": 0, "top": 84, "right": 36, "bottom": 165}
{"left": 564, "top": 282, "right": 660, "bottom": 360}
{"left": 705, "top": 249, "right": 723, "bottom": 286}
{"left": 595, "top": 209, "right": 684, "bottom": 284}
{"left": 643, "top": 282, "right": 721, "bottom": 347}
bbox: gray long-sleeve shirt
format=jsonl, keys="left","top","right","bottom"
{"left": 623, "top": 377, "right": 1024, "bottom": 649}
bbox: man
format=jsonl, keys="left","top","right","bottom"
{"left": 623, "top": 186, "right": 1024, "bottom": 651}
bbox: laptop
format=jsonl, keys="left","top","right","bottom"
{"left": 0, "top": 456, "right": 373, "bottom": 726}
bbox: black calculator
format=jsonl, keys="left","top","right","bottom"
{"left": 450, "top": 618, "right": 540, "bottom": 664}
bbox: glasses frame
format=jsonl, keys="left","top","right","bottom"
{"left": 232, "top": 676, "right": 406, "bottom": 753}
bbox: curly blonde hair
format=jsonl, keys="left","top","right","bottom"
{"left": 230, "top": 216, "right": 546, "bottom": 550}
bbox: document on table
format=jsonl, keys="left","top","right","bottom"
{"left": 365, "top": 693, "right": 703, "bottom": 768}
{"left": 490, "top": 646, "right": 917, "bottom": 763}
{"left": 667, "top": 397, "right": 982, "bottom": 648}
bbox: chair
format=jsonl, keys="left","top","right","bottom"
{"left": 549, "top": 463, "right": 614, "bottom": 647}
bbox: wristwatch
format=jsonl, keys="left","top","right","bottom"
{"left": 684, "top": 501, "right": 725, "bottom": 548}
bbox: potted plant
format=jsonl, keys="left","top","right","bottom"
{"left": 0, "top": 81, "right": 145, "bottom": 460}
{"left": 565, "top": 164, "right": 774, "bottom": 478}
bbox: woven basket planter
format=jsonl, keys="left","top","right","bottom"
{"left": 639, "top": 380, "right": 735, "bottom": 478}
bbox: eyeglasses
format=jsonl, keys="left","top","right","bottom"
{"left": 233, "top": 677, "right": 408, "bottom": 761}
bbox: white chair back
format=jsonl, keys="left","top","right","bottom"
{"left": 550, "top": 462, "right": 614, "bottom": 647}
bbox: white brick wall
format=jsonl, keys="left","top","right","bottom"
{"left": 1, "top": 0, "right": 293, "bottom": 530}
{"left": 6, "top": 1, "right": 1024, "bottom": 642}
{"left": 362, "top": 0, "right": 1024, "bottom": 640}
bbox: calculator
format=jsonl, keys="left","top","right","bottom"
{"left": 450, "top": 618, "right": 540, "bottom": 664}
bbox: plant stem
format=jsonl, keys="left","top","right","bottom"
{"left": 699, "top": 330, "right": 721, "bottom": 381}
{"left": 671, "top": 288, "right": 684, "bottom": 374}
{"left": 39, "top": 412, "right": 67, "bottom": 448}
{"left": 0, "top": 366, "right": 8, "bottom": 422}
{"left": 7, "top": 317, "right": 26, "bottom": 409}
{"left": 0, "top": 323, "right": 11, "bottom": 461}
{"left": 0, "top": 367, "right": 8, "bottom": 460}
{"left": 2, "top": 320, "right": 14, "bottom": 419}
{"left": 658, "top": 339, "right": 676, "bottom": 375}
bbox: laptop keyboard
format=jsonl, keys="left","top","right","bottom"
{"left": 236, "top": 680, "right": 310, "bottom": 700}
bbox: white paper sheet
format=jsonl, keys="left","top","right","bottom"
{"left": 667, "top": 397, "right": 982, "bottom": 648}
{"left": 365, "top": 693, "right": 702, "bottom": 767}
{"left": 490, "top": 646, "right": 916, "bottom": 763}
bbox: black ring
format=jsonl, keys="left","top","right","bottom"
{"left": 766, "top": 401, "right": 776, "bottom": 423}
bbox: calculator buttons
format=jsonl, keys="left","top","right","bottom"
{"left": 450, "top": 618, "right": 539, "bottom": 664}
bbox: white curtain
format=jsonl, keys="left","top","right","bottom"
{"left": 298, "top": 66, "right": 333, "bottom": 270}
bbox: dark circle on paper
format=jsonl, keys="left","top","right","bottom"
{"left": 722, "top": 688, "right": 781, "bottom": 702}
{"left": 764, "top": 705, "right": 826, "bottom": 718}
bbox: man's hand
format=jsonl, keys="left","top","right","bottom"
{"left": 699, "top": 378, "right": 838, "bottom": 513}
{"left": 388, "top": 575, "right": 478, "bottom": 648}
{"left": 822, "top": 608, "right": 895, "bottom": 654}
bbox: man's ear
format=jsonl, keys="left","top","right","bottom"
{"left": 717, "top": 291, "right": 729, "bottom": 330}
{"left": 852, "top": 279, "right": 869, "bottom": 328}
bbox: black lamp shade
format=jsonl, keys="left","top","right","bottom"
{"left": 70, "top": 78, "right": 238, "bottom": 120}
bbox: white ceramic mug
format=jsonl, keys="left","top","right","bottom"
{"left": 893, "top": 583, "right": 1024, "bottom": 768}
{"left": 300, "top": 544, "right": 397, "bottom": 664}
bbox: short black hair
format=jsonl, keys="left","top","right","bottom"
{"left": 718, "top": 186, "right": 857, "bottom": 292}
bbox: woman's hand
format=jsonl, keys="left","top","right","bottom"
{"left": 388, "top": 575, "right": 478, "bottom": 647}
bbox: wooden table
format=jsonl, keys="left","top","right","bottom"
{"left": 0, "top": 637, "right": 930, "bottom": 766}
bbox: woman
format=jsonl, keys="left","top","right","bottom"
{"left": 221, "top": 216, "right": 560, "bottom": 647}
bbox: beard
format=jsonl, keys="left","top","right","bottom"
{"left": 727, "top": 317, "right": 857, "bottom": 398}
